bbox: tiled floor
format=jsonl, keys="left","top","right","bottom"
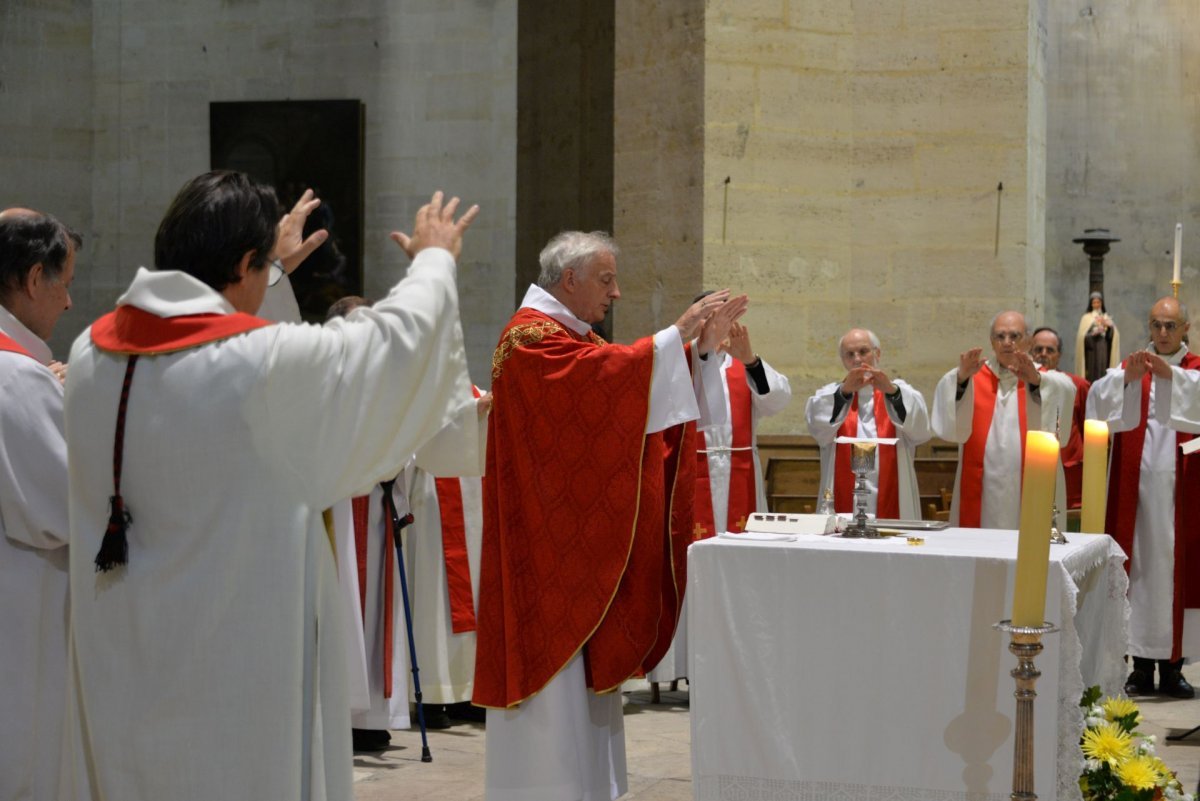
{"left": 354, "top": 670, "right": 1200, "bottom": 799}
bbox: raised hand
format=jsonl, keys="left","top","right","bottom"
{"left": 841, "top": 366, "right": 874, "bottom": 395}
{"left": 390, "top": 191, "right": 480, "bottom": 260}
{"left": 725, "top": 322, "right": 755, "bottom": 364}
{"left": 697, "top": 294, "right": 749, "bottom": 355}
{"left": 1124, "top": 350, "right": 1149, "bottom": 384}
{"left": 276, "top": 189, "right": 329, "bottom": 273}
{"left": 476, "top": 391, "right": 494, "bottom": 418}
{"left": 1145, "top": 352, "right": 1173, "bottom": 380}
{"left": 867, "top": 366, "right": 897, "bottom": 395}
{"left": 1003, "top": 350, "right": 1041, "bottom": 384}
{"left": 957, "top": 347, "right": 985, "bottom": 383}
{"left": 674, "top": 289, "right": 731, "bottom": 342}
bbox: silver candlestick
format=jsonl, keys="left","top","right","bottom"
{"left": 1049, "top": 503, "right": 1068, "bottom": 544}
{"left": 843, "top": 442, "right": 880, "bottom": 538}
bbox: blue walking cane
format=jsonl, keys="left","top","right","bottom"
{"left": 379, "top": 478, "right": 433, "bottom": 763}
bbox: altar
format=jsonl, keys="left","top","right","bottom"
{"left": 687, "top": 529, "right": 1128, "bottom": 801}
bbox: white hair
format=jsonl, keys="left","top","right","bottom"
{"left": 837, "top": 328, "right": 880, "bottom": 360}
{"left": 536, "top": 231, "right": 620, "bottom": 289}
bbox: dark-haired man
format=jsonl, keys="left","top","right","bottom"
{"left": 0, "top": 207, "right": 79, "bottom": 801}
{"left": 60, "top": 172, "right": 478, "bottom": 801}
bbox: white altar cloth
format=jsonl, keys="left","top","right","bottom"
{"left": 688, "top": 529, "right": 1128, "bottom": 801}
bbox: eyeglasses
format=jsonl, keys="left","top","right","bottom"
{"left": 990, "top": 332, "right": 1024, "bottom": 343}
{"left": 267, "top": 258, "right": 285, "bottom": 287}
{"left": 1149, "top": 320, "right": 1180, "bottom": 333}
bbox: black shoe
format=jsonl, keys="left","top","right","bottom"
{"left": 445, "top": 701, "right": 487, "bottom": 722}
{"left": 1124, "top": 668, "right": 1155, "bottom": 697}
{"left": 1158, "top": 660, "right": 1195, "bottom": 699}
{"left": 419, "top": 703, "right": 452, "bottom": 730}
{"left": 352, "top": 728, "right": 391, "bottom": 752}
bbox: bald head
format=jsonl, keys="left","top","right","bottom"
{"left": 839, "top": 328, "right": 881, "bottom": 369}
{"left": 1149, "top": 296, "right": 1190, "bottom": 355}
{"left": 0, "top": 207, "right": 39, "bottom": 221}
{"left": 989, "top": 310, "right": 1029, "bottom": 359}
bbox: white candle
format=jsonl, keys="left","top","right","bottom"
{"left": 1174, "top": 223, "right": 1183, "bottom": 283}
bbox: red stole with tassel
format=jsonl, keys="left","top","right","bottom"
{"left": 833, "top": 389, "right": 900, "bottom": 518}
{"left": 958, "top": 365, "right": 1026, "bottom": 528}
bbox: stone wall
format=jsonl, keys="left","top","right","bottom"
{"left": 701, "top": 0, "right": 1047, "bottom": 433}
{"left": 0, "top": 1, "right": 94, "bottom": 351}
{"left": 1044, "top": 0, "right": 1200, "bottom": 368}
{"left": 3, "top": 0, "right": 516, "bottom": 382}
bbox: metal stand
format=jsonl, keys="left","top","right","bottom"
{"left": 1166, "top": 723, "right": 1200, "bottom": 742}
{"left": 1049, "top": 504, "right": 1067, "bottom": 545}
{"left": 993, "top": 620, "right": 1058, "bottom": 800}
{"left": 842, "top": 443, "right": 880, "bottom": 538}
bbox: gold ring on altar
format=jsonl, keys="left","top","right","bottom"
{"left": 906, "top": 536, "right": 925, "bottom": 546}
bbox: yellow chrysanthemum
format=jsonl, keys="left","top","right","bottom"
{"left": 1114, "top": 754, "right": 1161, "bottom": 791}
{"left": 1102, "top": 696, "right": 1141, "bottom": 724}
{"left": 1081, "top": 723, "right": 1134, "bottom": 765}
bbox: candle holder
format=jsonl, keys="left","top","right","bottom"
{"left": 1172, "top": 279, "right": 1182, "bottom": 299}
{"left": 842, "top": 442, "right": 880, "bottom": 538}
{"left": 993, "top": 620, "right": 1059, "bottom": 801}
{"left": 1049, "top": 504, "right": 1067, "bottom": 545}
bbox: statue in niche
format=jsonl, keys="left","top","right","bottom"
{"left": 1075, "top": 291, "right": 1120, "bottom": 382}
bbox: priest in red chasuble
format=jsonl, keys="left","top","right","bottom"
{"left": 1088, "top": 296, "right": 1200, "bottom": 699}
{"left": 806, "top": 327, "right": 930, "bottom": 520}
{"left": 932, "top": 310, "right": 1075, "bottom": 529}
{"left": 474, "top": 230, "right": 746, "bottom": 801}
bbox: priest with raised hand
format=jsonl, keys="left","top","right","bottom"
{"left": 0, "top": 208, "right": 79, "bottom": 801}
{"left": 1088, "top": 296, "right": 1200, "bottom": 699}
{"left": 60, "top": 171, "right": 478, "bottom": 801}
{"left": 474, "top": 230, "right": 746, "bottom": 801}
{"left": 932, "top": 310, "right": 1074, "bottom": 529}
{"left": 806, "top": 327, "right": 931, "bottom": 520}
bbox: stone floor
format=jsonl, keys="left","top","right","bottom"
{"left": 354, "top": 668, "right": 1200, "bottom": 800}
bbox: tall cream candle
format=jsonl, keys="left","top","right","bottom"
{"left": 1080, "top": 420, "right": 1109, "bottom": 533}
{"left": 1174, "top": 223, "right": 1183, "bottom": 284}
{"left": 1012, "top": 431, "right": 1059, "bottom": 627}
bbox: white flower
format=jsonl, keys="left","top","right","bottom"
{"left": 1086, "top": 715, "right": 1106, "bottom": 728}
{"left": 1143, "top": 733, "right": 1156, "bottom": 744}
{"left": 1084, "top": 758, "right": 1103, "bottom": 771}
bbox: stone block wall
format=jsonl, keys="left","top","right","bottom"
{"left": 0, "top": 1, "right": 95, "bottom": 350}
{"left": 3, "top": 0, "right": 516, "bottom": 383}
{"left": 702, "top": 0, "right": 1047, "bottom": 433}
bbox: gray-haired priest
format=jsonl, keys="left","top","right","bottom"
{"left": 806, "top": 327, "right": 931, "bottom": 519}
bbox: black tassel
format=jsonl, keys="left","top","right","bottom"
{"left": 95, "top": 494, "right": 131, "bottom": 572}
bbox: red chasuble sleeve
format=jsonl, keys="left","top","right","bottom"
{"left": 473, "top": 309, "right": 694, "bottom": 708}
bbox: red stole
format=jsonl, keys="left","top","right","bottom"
{"left": 0, "top": 331, "right": 35, "bottom": 360}
{"left": 433, "top": 476, "right": 477, "bottom": 633}
{"left": 694, "top": 359, "right": 757, "bottom": 537}
{"left": 91, "top": 305, "right": 270, "bottom": 354}
{"left": 433, "top": 384, "right": 483, "bottom": 634}
{"left": 353, "top": 492, "right": 396, "bottom": 698}
{"left": 1106, "top": 352, "right": 1200, "bottom": 660}
{"left": 833, "top": 390, "right": 900, "bottom": 518}
{"left": 958, "top": 365, "right": 1027, "bottom": 528}
{"left": 473, "top": 308, "right": 694, "bottom": 707}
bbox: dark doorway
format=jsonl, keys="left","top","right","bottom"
{"left": 210, "top": 100, "right": 364, "bottom": 322}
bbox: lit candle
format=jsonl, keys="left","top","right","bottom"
{"left": 1174, "top": 223, "right": 1183, "bottom": 284}
{"left": 1080, "top": 420, "right": 1109, "bottom": 533}
{"left": 1012, "top": 431, "right": 1059, "bottom": 627}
